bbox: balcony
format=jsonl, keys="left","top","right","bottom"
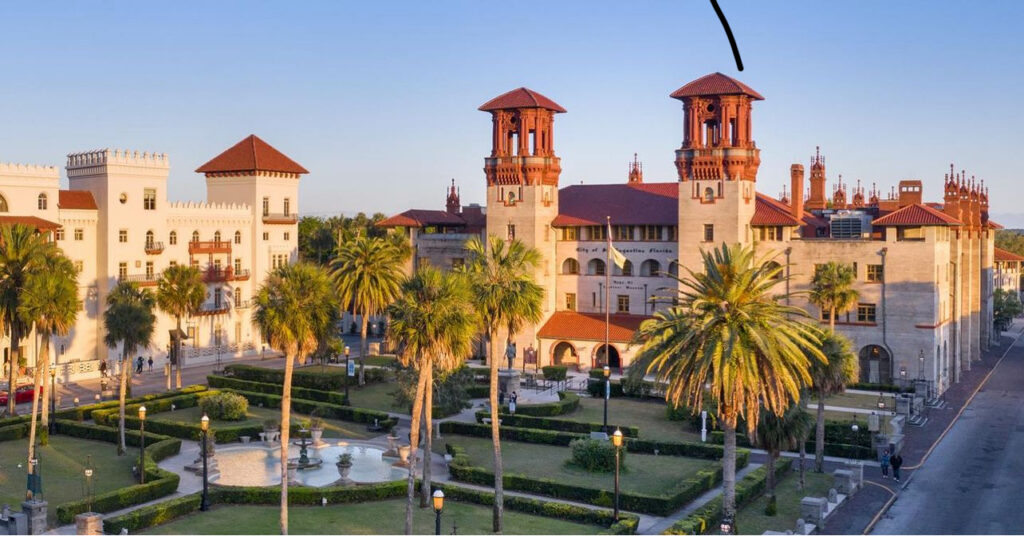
{"left": 121, "top": 273, "right": 159, "bottom": 287}
{"left": 195, "top": 302, "right": 230, "bottom": 316}
{"left": 144, "top": 241, "right": 164, "bottom": 254}
{"left": 234, "top": 300, "right": 252, "bottom": 309}
{"left": 202, "top": 267, "right": 250, "bottom": 283}
{"left": 262, "top": 212, "right": 298, "bottom": 225}
{"left": 232, "top": 268, "right": 251, "bottom": 281}
{"left": 188, "top": 240, "right": 232, "bottom": 255}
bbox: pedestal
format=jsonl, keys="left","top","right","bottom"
{"left": 21, "top": 499, "right": 47, "bottom": 535}
{"left": 75, "top": 513, "right": 103, "bottom": 535}
{"left": 498, "top": 370, "right": 520, "bottom": 397}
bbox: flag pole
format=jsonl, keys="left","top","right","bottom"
{"left": 605, "top": 216, "right": 611, "bottom": 372}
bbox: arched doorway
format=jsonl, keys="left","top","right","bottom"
{"left": 859, "top": 345, "right": 891, "bottom": 384}
{"left": 595, "top": 344, "right": 621, "bottom": 370}
{"left": 551, "top": 341, "right": 578, "bottom": 367}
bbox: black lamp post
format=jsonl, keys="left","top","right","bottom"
{"left": 345, "top": 345, "right": 351, "bottom": 402}
{"left": 49, "top": 368, "right": 57, "bottom": 434}
{"left": 83, "top": 455, "right": 94, "bottom": 513}
{"left": 200, "top": 414, "right": 210, "bottom": 511}
{"left": 138, "top": 405, "right": 147, "bottom": 484}
{"left": 432, "top": 489, "right": 444, "bottom": 535}
{"left": 720, "top": 514, "right": 735, "bottom": 535}
{"left": 602, "top": 365, "right": 611, "bottom": 433}
{"left": 611, "top": 428, "right": 623, "bottom": 520}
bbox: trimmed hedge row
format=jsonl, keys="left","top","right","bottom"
{"left": 91, "top": 390, "right": 216, "bottom": 427}
{"left": 102, "top": 493, "right": 201, "bottom": 535}
{"left": 0, "top": 422, "right": 30, "bottom": 441}
{"left": 207, "top": 375, "right": 349, "bottom": 406}
{"left": 445, "top": 444, "right": 727, "bottom": 516}
{"left": 503, "top": 391, "right": 580, "bottom": 416}
{"left": 663, "top": 457, "right": 794, "bottom": 535}
{"left": 626, "top": 438, "right": 745, "bottom": 464}
{"left": 466, "top": 384, "right": 490, "bottom": 398}
{"left": 474, "top": 411, "right": 640, "bottom": 438}
{"left": 227, "top": 389, "right": 398, "bottom": 431}
{"left": 53, "top": 385, "right": 208, "bottom": 422}
{"left": 224, "top": 363, "right": 388, "bottom": 390}
{"left": 709, "top": 426, "right": 874, "bottom": 459}
{"left": 849, "top": 382, "right": 914, "bottom": 393}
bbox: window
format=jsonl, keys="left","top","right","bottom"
{"left": 190, "top": 259, "right": 199, "bottom": 269}
{"left": 867, "top": 264, "right": 884, "bottom": 282}
{"left": 857, "top": 304, "right": 877, "bottom": 323}
{"left": 451, "top": 258, "right": 465, "bottom": 270}
{"left": 617, "top": 295, "right": 630, "bottom": 313}
{"left": 283, "top": 198, "right": 290, "bottom": 216}
{"left": 191, "top": 230, "right": 199, "bottom": 243}
{"left": 616, "top": 260, "right": 633, "bottom": 277}
{"left": 145, "top": 230, "right": 154, "bottom": 248}
{"left": 234, "top": 258, "right": 242, "bottom": 273}
{"left": 143, "top": 188, "right": 156, "bottom": 210}
{"left": 284, "top": 232, "right": 290, "bottom": 241}
{"left": 592, "top": 292, "right": 597, "bottom": 308}
{"left": 587, "top": 225, "right": 607, "bottom": 241}
{"left": 587, "top": 259, "right": 606, "bottom": 276}
{"left": 187, "top": 326, "right": 197, "bottom": 347}
{"left": 758, "top": 226, "right": 782, "bottom": 241}
{"left": 668, "top": 261, "right": 679, "bottom": 277}
{"left": 169, "top": 260, "right": 177, "bottom": 267}
{"left": 640, "top": 259, "right": 661, "bottom": 277}
{"left": 506, "top": 224, "right": 515, "bottom": 240}
{"left": 560, "top": 227, "right": 578, "bottom": 241}
{"left": 214, "top": 231, "right": 221, "bottom": 243}
{"left": 145, "top": 261, "right": 154, "bottom": 279}
{"left": 74, "top": 260, "right": 83, "bottom": 273}
{"left": 169, "top": 231, "right": 177, "bottom": 245}
{"left": 214, "top": 288, "right": 222, "bottom": 308}
{"left": 703, "top": 187, "right": 714, "bottom": 202}
{"left": 897, "top": 226, "right": 925, "bottom": 241}
{"left": 55, "top": 228, "right": 65, "bottom": 241}
{"left": 118, "top": 262, "right": 127, "bottom": 280}
{"left": 214, "top": 259, "right": 222, "bottom": 272}
{"left": 37, "top": 193, "right": 47, "bottom": 210}
{"left": 642, "top": 225, "right": 662, "bottom": 241}
{"left": 667, "top": 226, "right": 677, "bottom": 241}
{"left": 263, "top": 232, "right": 269, "bottom": 241}
{"left": 562, "top": 258, "right": 580, "bottom": 274}
{"left": 614, "top": 226, "right": 632, "bottom": 241}
{"left": 565, "top": 293, "right": 577, "bottom": 311}
{"left": 820, "top": 308, "right": 837, "bottom": 322}
{"left": 262, "top": 197, "right": 270, "bottom": 217}
{"left": 119, "top": 229, "right": 128, "bottom": 243}
{"left": 702, "top": 224, "right": 714, "bottom": 242}
{"left": 234, "top": 289, "right": 241, "bottom": 307}
{"left": 234, "top": 230, "right": 242, "bottom": 244}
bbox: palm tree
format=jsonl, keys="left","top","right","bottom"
{"left": 330, "top": 235, "right": 406, "bottom": 386}
{"left": 808, "top": 261, "right": 858, "bottom": 332}
{"left": 808, "top": 329, "right": 859, "bottom": 472}
{"left": 631, "top": 244, "right": 823, "bottom": 526}
{"left": 252, "top": 263, "right": 338, "bottom": 536}
{"left": 0, "top": 224, "right": 58, "bottom": 416}
{"left": 103, "top": 282, "right": 156, "bottom": 454}
{"left": 752, "top": 403, "right": 813, "bottom": 514}
{"left": 155, "top": 265, "right": 205, "bottom": 389}
{"left": 20, "top": 253, "right": 80, "bottom": 453}
{"left": 386, "top": 267, "right": 476, "bottom": 533}
{"left": 464, "top": 235, "right": 544, "bottom": 533}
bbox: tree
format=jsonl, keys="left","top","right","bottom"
{"left": 20, "top": 252, "right": 79, "bottom": 454}
{"left": 752, "top": 403, "right": 813, "bottom": 514}
{"left": 330, "top": 235, "right": 406, "bottom": 385}
{"left": 993, "top": 288, "right": 1023, "bottom": 332}
{"left": 386, "top": 267, "right": 476, "bottom": 532}
{"left": 103, "top": 282, "right": 156, "bottom": 455}
{"left": 630, "top": 244, "right": 823, "bottom": 526}
{"left": 808, "top": 329, "right": 858, "bottom": 472}
{"left": 155, "top": 265, "right": 205, "bottom": 389}
{"left": 252, "top": 263, "right": 338, "bottom": 535}
{"left": 0, "top": 224, "right": 58, "bottom": 416}
{"left": 464, "top": 235, "right": 544, "bottom": 533}
{"left": 809, "top": 261, "right": 858, "bottom": 332}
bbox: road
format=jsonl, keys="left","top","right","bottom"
{"left": 872, "top": 333, "right": 1024, "bottom": 534}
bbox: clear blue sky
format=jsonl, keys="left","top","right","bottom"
{"left": 2, "top": 1, "right": 1023, "bottom": 224}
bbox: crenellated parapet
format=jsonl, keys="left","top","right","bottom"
{"left": 0, "top": 161, "right": 59, "bottom": 179}
{"left": 66, "top": 149, "right": 170, "bottom": 178}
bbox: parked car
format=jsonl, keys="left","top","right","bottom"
{"left": 0, "top": 383, "right": 41, "bottom": 405}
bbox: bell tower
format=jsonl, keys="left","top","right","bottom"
{"left": 671, "top": 73, "right": 763, "bottom": 272}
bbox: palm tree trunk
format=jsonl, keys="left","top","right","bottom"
{"left": 405, "top": 362, "right": 429, "bottom": 535}
{"left": 829, "top": 307, "right": 836, "bottom": 333}
{"left": 175, "top": 317, "right": 182, "bottom": 389}
{"left": 488, "top": 330, "right": 504, "bottom": 534}
{"left": 798, "top": 437, "right": 806, "bottom": 490}
{"left": 25, "top": 353, "right": 42, "bottom": 499}
{"left": 722, "top": 419, "right": 738, "bottom": 528}
{"left": 280, "top": 349, "right": 297, "bottom": 536}
{"left": 39, "top": 335, "right": 51, "bottom": 445}
{"left": 359, "top": 312, "right": 369, "bottom": 386}
{"left": 766, "top": 450, "right": 777, "bottom": 499}
{"left": 815, "top": 389, "right": 826, "bottom": 472}
{"left": 118, "top": 349, "right": 129, "bottom": 455}
{"left": 8, "top": 327, "right": 21, "bottom": 416}
{"left": 420, "top": 365, "right": 434, "bottom": 508}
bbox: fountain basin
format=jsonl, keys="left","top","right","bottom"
{"left": 208, "top": 442, "right": 407, "bottom": 487}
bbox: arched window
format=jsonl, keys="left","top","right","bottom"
{"left": 640, "top": 259, "right": 661, "bottom": 277}
{"left": 214, "top": 231, "right": 221, "bottom": 243}
{"left": 37, "top": 193, "right": 47, "bottom": 210}
{"left": 234, "top": 230, "right": 242, "bottom": 244}
{"left": 234, "top": 287, "right": 242, "bottom": 307}
{"left": 587, "top": 259, "right": 606, "bottom": 276}
{"left": 145, "top": 230, "right": 154, "bottom": 248}
{"left": 668, "top": 261, "right": 679, "bottom": 278}
{"left": 763, "top": 261, "right": 783, "bottom": 280}
{"left": 169, "top": 231, "right": 177, "bottom": 245}
{"left": 561, "top": 258, "right": 579, "bottom": 275}
{"left": 191, "top": 230, "right": 199, "bottom": 243}
{"left": 0, "top": 195, "right": 8, "bottom": 212}
{"left": 703, "top": 187, "right": 714, "bottom": 202}
{"left": 615, "top": 260, "right": 633, "bottom": 276}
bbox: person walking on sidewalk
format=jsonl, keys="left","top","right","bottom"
{"left": 891, "top": 452, "right": 903, "bottom": 482}
{"left": 147, "top": 356, "right": 154, "bottom": 372}
{"left": 880, "top": 449, "right": 891, "bottom": 479}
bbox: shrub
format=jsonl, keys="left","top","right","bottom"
{"left": 207, "top": 375, "right": 348, "bottom": 406}
{"left": 102, "top": 493, "right": 201, "bottom": 534}
{"left": 587, "top": 378, "right": 625, "bottom": 398}
{"left": 473, "top": 411, "right": 639, "bottom": 437}
{"left": 569, "top": 438, "right": 623, "bottom": 472}
{"left": 199, "top": 391, "right": 249, "bottom": 421}
{"left": 502, "top": 391, "right": 580, "bottom": 416}
{"left": 228, "top": 389, "right": 397, "bottom": 431}
{"left": 541, "top": 365, "right": 568, "bottom": 381}
{"left": 53, "top": 385, "right": 208, "bottom": 422}
{"left": 224, "top": 363, "right": 389, "bottom": 390}
{"left": 0, "top": 422, "right": 30, "bottom": 441}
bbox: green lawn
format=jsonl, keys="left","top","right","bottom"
{"left": 735, "top": 470, "right": 834, "bottom": 535}
{"left": 810, "top": 392, "right": 896, "bottom": 411}
{"left": 440, "top": 436, "right": 717, "bottom": 497}
{"left": 0, "top": 436, "right": 138, "bottom": 524}
{"left": 149, "top": 405, "right": 374, "bottom": 439}
{"left": 347, "top": 382, "right": 408, "bottom": 414}
{"left": 802, "top": 408, "right": 891, "bottom": 431}
{"left": 363, "top": 355, "right": 398, "bottom": 367}
{"left": 142, "top": 500, "right": 602, "bottom": 534}
{"left": 559, "top": 397, "right": 703, "bottom": 443}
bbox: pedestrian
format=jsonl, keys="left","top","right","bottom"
{"left": 136, "top": 356, "right": 143, "bottom": 374}
{"left": 147, "top": 356, "right": 154, "bottom": 372}
{"left": 99, "top": 360, "right": 108, "bottom": 378}
{"left": 880, "top": 449, "right": 890, "bottom": 479}
{"left": 509, "top": 392, "right": 518, "bottom": 414}
{"left": 891, "top": 452, "right": 903, "bottom": 482}
{"left": 498, "top": 389, "right": 506, "bottom": 406}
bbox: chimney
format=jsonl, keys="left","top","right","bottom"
{"left": 790, "top": 164, "right": 805, "bottom": 221}
{"left": 897, "top": 180, "right": 922, "bottom": 207}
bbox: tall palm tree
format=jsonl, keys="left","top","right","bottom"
{"left": 752, "top": 403, "right": 813, "bottom": 514}
{"left": 808, "top": 329, "right": 859, "bottom": 472}
{"left": 464, "top": 235, "right": 544, "bottom": 533}
{"left": 387, "top": 267, "right": 476, "bottom": 533}
{"left": 20, "top": 253, "right": 79, "bottom": 454}
{"left": 155, "top": 265, "right": 205, "bottom": 389}
{"left": 252, "top": 263, "right": 338, "bottom": 536}
{"left": 631, "top": 244, "right": 823, "bottom": 526}
{"left": 103, "top": 282, "right": 156, "bottom": 454}
{"left": 808, "top": 261, "right": 858, "bottom": 332}
{"left": 330, "top": 235, "right": 406, "bottom": 386}
{"left": 0, "top": 224, "right": 58, "bottom": 416}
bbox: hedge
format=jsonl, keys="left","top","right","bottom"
{"left": 227, "top": 389, "right": 397, "bottom": 431}
{"left": 102, "top": 493, "right": 201, "bottom": 535}
{"left": 91, "top": 390, "right": 216, "bottom": 427}
{"left": 849, "top": 382, "right": 914, "bottom": 393}
{"left": 663, "top": 457, "right": 794, "bottom": 535}
{"left": 466, "top": 384, "right": 490, "bottom": 398}
{"left": 709, "top": 425, "right": 874, "bottom": 459}
{"left": 445, "top": 444, "right": 727, "bottom": 516}
{"left": 0, "top": 422, "right": 30, "bottom": 441}
{"left": 541, "top": 365, "right": 568, "bottom": 381}
{"left": 224, "top": 363, "right": 388, "bottom": 390}
{"left": 207, "top": 375, "right": 349, "bottom": 406}
{"left": 53, "top": 385, "right": 208, "bottom": 422}
{"left": 626, "top": 438, "right": 744, "bottom": 464}
{"left": 474, "top": 411, "right": 640, "bottom": 438}
{"left": 588, "top": 379, "right": 626, "bottom": 398}
{"left": 500, "top": 391, "right": 580, "bottom": 416}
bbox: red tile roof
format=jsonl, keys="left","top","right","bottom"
{"left": 670, "top": 72, "right": 764, "bottom": 101}
{"left": 0, "top": 216, "right": 60, "bottom": 231}
{"left": 537, "top": 311, "right": 650, "bottom": 343}
{"left": 752, "top": 194, "right": 802, "bottom": 226}
{"left": 988, "top": 220, "right": 1004, "bottom": 230}
{"left": 377, "top": 209, "right": 466, "bottom": 228}
{"left": 478, "top": 87, "right": 566, "bottom": 113}
{"left": 871, "top": 203, "right": 962, "bottom": 227}
{"left": 196, "top": 135, "right": 308, "bottom": 175}
{"left": 995, "top": 247, "right": 1024, "bottom": 262}
{"left": 553, "top": 183, "right": 678, "bottom": 226}
{"left": 58, "top": 190, "right": 97, "bottom": 210}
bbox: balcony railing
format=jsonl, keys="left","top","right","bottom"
{"left": 188, "top": 240, "right": 232, "bottom": 255}
{"left": 195, "top": 302, "right": 230, "bottom": 316}
{"left": 202, "top": 267, "right": 250, "bottom": 283}
{"left": 120, "top": 273, "right": 159, "bottom": 286}
{"left": 262, "top": 212, "right": 298, "bottom": 225}
{"left": 234, "top": 300, "right": 252, "bottom": 309}
{"left": 232, "top": 269, "right": 251, "bottom": 281}
{"left": 144, "top": 241, "right": 164, "bottom": 254}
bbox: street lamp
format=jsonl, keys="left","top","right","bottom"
{"left": 49, "top": 368, "right": 57, "bottom": 434}
{"left": 200, "top": 414, "right": 210, "bottom": 511}
{"left": 611, "top": 429, "right": 623, "bottom": 521}
{"left": 720, "top": 514, "right": 734, "bottom": 535}
{"left": 345, "top": 345, "right": 352, "bottom": 402}
{"left": 83, "top": 455, "right": 94, "bottom": 513}
{"left": 602, "top": 365, "right": 611, "bottom": 433}
{"left": 432, "top": 489, "right": 444, "bottom": 536}
{"left": 138, "top": 406, "right": 147, "bottom": 484}
{"left": 877, "top": 393, "right": 886, "bottom": 412}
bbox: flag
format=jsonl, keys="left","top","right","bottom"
{"left": 606, "top": 219, "right": 627, "bottom": 269}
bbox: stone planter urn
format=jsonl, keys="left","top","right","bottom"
{"left": 310, "top": 427, "right": 324, "bottom": 446}
{"left": 384, "top": 435, "right": 399, "bottom": 457}
{"left": 336, "top": 453, "right": 354, "bottom": 484}
{"left": 396, "top": 445, "right": 411, "bottom": 467}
